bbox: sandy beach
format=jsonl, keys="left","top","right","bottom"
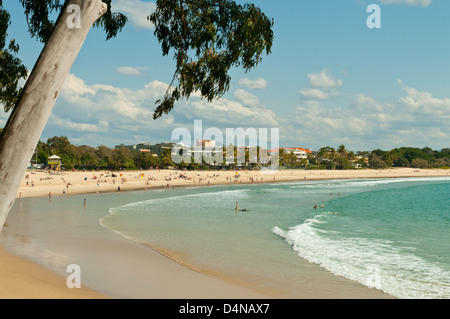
{"left": 15, "top": 167, "right": 450, "bottom": 199}
{"left": 1, "top": 167, "right": 449, "bottom": 299}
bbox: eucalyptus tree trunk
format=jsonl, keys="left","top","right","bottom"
{"left": 0, "top": 0, "right": 107, "bottom": 232}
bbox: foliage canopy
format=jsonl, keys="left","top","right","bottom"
{"left": 1, "top": 0, "right": 274, "bottom": 119}
{"left": 0, "top": 0, "right": 28, "bottom": 112}
{"left": 149, "top": 0, "right": 274, "bottom": 119}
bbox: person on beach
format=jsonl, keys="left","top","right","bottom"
{"left": 84, "top": 198, "right": 86, "bottom": 208}
{"left": 48, "top": 192, "right": 52, "bottom": 200}
{"left": 236, "top": 203, "right": 239, "bottom": 211}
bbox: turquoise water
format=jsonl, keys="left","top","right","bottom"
{"left": 100, "top": 176, "right": 450, "bottom": 299}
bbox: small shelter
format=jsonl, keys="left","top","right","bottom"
{"left": 48, "top": 155, "right": 61, "bottom": 170}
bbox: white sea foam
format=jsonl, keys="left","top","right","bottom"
{"left": 343, "top": 176, "right": 450, "bottom": 187}
{"left": 285, "top": 177, "right": 450, "bottom": 189}
{"left": 101, "top": 177, "right": 450, "bottom": 299}
{"left": 273, "top": 213, "right": 450, "bottom": 299}
{"left": 111, "top": 189, "right": 248, "bottom": 212}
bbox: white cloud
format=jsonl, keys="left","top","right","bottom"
{"left": 53, "top": 74, "right": 171, "bottom": 145}
{"left": 115, "top": 66, "right": 147, "bottom": 77}
{"left": 282, "top": 81, "right": 450, "bottom": 150}
{"left": 397, "top": 80, "right": 450, "bottom": 121}
{"left": 45, "top": 73, "right": 449, "bottom": 151}
{"left": 299, "top": 88, "right": 330, "bottom": 100}
{"left": 113, "top": 0, "right": 156, "bottom": 30}
{"left": 50, "top": 114, "right": 108, "bottom": 133}
{"left": 233, "top": 89, "right": 262, "bottom": 108}
{"left": 299, "top": 69, "right": 342, "bottom": 101}
{"left": 177, "top": 97, "right": 278, "bottom": 127}
{"left": 353, "top": 94, "right": 388, "bottom": 113}
{"left": 238, "top": 78, "right": 269, "bottom": 90}
{"left": 307, "top": 69, "right": 343, "bottom": 88}
{"left": 62, "top": 73, "right": 96, "bottom": 96}
{"left": 46, "top": 74, "right": 278, "bottom": 146}
{"left": 380, "top": 0, "right": 431, "bottom": 7}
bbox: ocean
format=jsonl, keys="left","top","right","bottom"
{"left": 99, "top": 176, "right": 450, "bottom": 299}
{"left": 3, "top": 176, "right": 449, "bottom": 298}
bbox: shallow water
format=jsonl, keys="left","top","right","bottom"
{"left": 98, "top": 177, "right": 450, "bottom": 299}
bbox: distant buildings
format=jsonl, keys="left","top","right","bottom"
{"left": 269, "top": 147, "right": 312, "bottom": 159}
{"left": 115, "top": 142, "right": 175, "bottom": 157}
{"left": 197, "top": 139, "right": 215, "bottom": 148}
{"left": 115, "top": 141, "right": 317, "bottom": 168}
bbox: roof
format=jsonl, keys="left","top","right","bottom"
{"left": 48, "top": 155, "right": 61, "bottom": 159}
{"left": 269, "top": 147, "right": 312, "bottom": 154}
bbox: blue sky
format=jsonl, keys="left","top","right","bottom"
{"left": 1, "top": 0, "right": 449, "bottom": 151}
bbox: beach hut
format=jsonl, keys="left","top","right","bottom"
{"left": 48, "top": 155, "right": 61, "bottom": 171}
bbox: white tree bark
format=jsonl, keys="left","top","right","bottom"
{"left": 0, "top": 0, "right": 107, "bottom": 232}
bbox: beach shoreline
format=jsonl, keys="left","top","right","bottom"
{"left": 2, "top": 168, "right": 448, "bottom": 299}
{"left": 15, "top": 167, "right": 450, "bottom": 199}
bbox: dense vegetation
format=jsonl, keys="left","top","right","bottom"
{"left": 29, "top": 136, "right": 450, "bottom": 171}
{"left": 33, "top": 136, "right": 164, "bottom": 170}
{"left": 368, "top": 147, "right": 450, "bottom": 169}
{"left": 308, "top": 145, "right": 450, "bottom": 170}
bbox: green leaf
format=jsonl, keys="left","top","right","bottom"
{"left": 149, "top": 0, "right": 274, "bottom": 119}
{"left": 0, "top": 3, "right": 28, "bottom": 112}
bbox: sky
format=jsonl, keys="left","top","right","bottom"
{"left": 1, "top": 0, "right": 450, "bottom": 151}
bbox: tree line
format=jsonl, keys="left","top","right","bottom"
{"left": 33, "top": 136, "right": 165, "bottom": 170}
{"left": 367, "top": 147, "right": 450, "bottom": 169}
{"left": 28, "top": 136, "right": 450, "bottom": 171}
{"left": 308, "top": 145, "right": 450, "bottom": 170}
